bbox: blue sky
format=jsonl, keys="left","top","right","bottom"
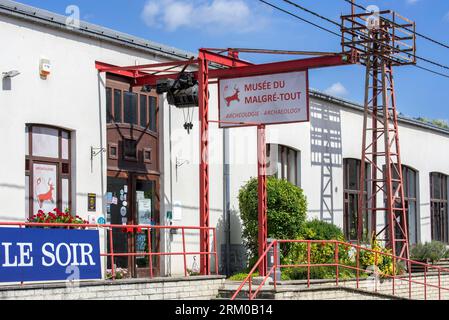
{"left": 17, "top": 0, "right": 449, "bottom": 121}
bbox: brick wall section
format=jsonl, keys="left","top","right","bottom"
{"left": 0, "top": 276, "right": 225, "bottom": 300}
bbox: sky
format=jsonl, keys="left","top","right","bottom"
{"left": 15, "top": 0, "right": 449, "bottom": 122}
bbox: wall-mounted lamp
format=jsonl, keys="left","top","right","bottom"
{"left": 2, "top": 70, "right": 20, "bottom": 78}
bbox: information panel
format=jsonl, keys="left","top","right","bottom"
{"left": 219, "top": 70, "right": 309, "bottom": 127}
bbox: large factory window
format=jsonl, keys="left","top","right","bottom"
{"left": 106, "top": 86, "right": 157, "bottom": 133}
{"left": 343, "top": 158, "right": 369, "bottom": 241}
{"left": 267, "top": 144, "right": 300, "bottom": 186}
{"left": 430, "top": 172, "right": 449, "bottom": 243}
{"left": 388, "top": 165, "right": 419, "bottom": 244}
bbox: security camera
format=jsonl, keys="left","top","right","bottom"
{"left": 2, "top": 70, "right": 20, "bottom": 78}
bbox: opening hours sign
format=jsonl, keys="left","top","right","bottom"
{"left": 219, "top": 70, "right": 309, "bottom": 128}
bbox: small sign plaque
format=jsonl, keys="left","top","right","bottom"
{"left": 88, "top": 193, "right": 96, "bottom": 212}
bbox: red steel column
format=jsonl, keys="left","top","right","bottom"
{"left": 198, "top": 52, "right": 210, "bottom": 275}
{"left": 257, "top": 125, "right": 268, "bottom": 276}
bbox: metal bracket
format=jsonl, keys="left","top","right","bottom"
{"left": 91, "top": 146, "right": 106, "bottom": 161}
{"left": 175, "top": 157, "right": 190, "bottom": 182}
{"left": 90, "top": 146, "right": 106, "bottom": 173}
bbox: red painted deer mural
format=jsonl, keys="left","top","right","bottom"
{"left": 224, "top": 86, "right": 240, "bottom": 107}
{"left": 36, "top": 178, "right": 55, "bottom": 208}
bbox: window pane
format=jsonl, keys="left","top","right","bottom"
{"left": 32, "top": 127, "right": 59, "bottom": 158}
{"left": 33, "top": 163, "right": 58, "bottom": 214}
{"left": 25, "top": 175, "right": 30, "bottom": 217}
{"left": 124, "top": 92, "right": 138, "bottom": 125}
{"left": 408, "top": 168, "right": 417, "bottom": 198}
{"left": 408, "top": 200, "right": 417, "bottom": 244}
{"left": 347, "top": 159, "right": 359, "bottom": 190}
{"left": 114, "top": 89, "right": 122, "bottom": 123}
{"left": 266, "top": 144, "right": 279, "bottom": 177}
{"left": 282, "top": 147, "right": 287, "bottom": 180}
{"left": 124, "top": 139, "right": 137, "bottom": 159}
{"left": 432, "top": 174, "right": 441, "bottom": 199}
{"left": 288, "top": 149, "right": 297, "bottom": 185}
{"left": 276, "top": 146, "right": 282, "bottom": 179}
{"left": 140, "top": 95, "right": 148, "bottom": 128}
{"left": 441, "top": 175, "right": 447, "bottom": 200}
{"left": 106, "top": 88, "right": 112, "bottom": 123}
{"left": 25, "top": 127, "right": 29, "bottom": 156}
{"left": 62, "top": 131, "right": 69, "bottom": 160}
{"left": 149, "top": 96, "right": 157, "bottom": 132}
{"left": 62, "top": 178, "right": 69, "bottom": 212}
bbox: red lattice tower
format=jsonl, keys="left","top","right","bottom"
{"left": 341, "top": 7, "right": 416, "bottom": 262}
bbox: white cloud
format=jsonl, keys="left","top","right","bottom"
{"left": 406, "top": 0, "right": 419, "bottom": 4}
{"left": 324, "top": 82, "right": 348, "bottom": 97}
{"left": 141, "top": 0, "right": 264, "bottom": 33}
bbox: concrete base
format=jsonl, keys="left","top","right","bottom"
{"left": 0, "top": 275, "right": 226, "bottom": 300}
{"left": 252, "top": 276, "right": 273, "bottom": 286}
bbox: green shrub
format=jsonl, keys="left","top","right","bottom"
{"left": 228, "top": 272, "right": 260, "bottom": 281}
{"left": 300, "top": 219, "right": 345, "bottom": 241}
{"left": 358, "top": 239, "right": 405, "bottom": 277}
{"left": 411, "top": 241, "right": 449, "bottom": 263}
{"left": 238, "top": 177, "right": 307, "bottom": 266}
{"left": 282, "top": 220, "right": 355, "bottom": 280}
{"left": 228, "top": 271, "right": 291, "bottom": 281}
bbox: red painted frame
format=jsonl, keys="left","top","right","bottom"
{"left": 96, "top": 49, "right": 356, "bottom": 276}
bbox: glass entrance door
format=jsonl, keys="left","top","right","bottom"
{"left": 106, "top": 174, "right": 159, "bottom": 278}
{"left": 106, "top": 176, "right": 130, "bottom": 271}
{"left": 134, "top": 178, "right": 158, "bottom": 278}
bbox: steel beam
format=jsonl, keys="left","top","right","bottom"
{"left": 208, "top": 54, "right": 352, "bottom": 79}
{"left": 198, "top": 51, "right": 210, "bottom": 275}
{"left": 257, "top": 125, "right": 268, "bottom": 277}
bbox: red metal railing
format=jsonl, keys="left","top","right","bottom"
{"left": 0, "top": 222, "right": 218, "bottom": 282}
{"left": 232, "top": 240, "right": 449, "bottom": 300}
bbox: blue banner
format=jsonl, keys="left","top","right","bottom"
{"left": 0, "top": 227, "right": 101, "bottom": 283}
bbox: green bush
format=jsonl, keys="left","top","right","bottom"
{"left": 228, "top": 272, "right": 260, "bottom": 281}
{"left": 300, "top": 219, "right": 345, "bottom": 241}
{"left": 238, "top": 177, "right": 307, "bottom": 266}
{"left": 411, "top": 241, "right": 449, "bottom": 263}
{"left": 228, "top": 272, "right": 291, "bottom": 281}
{"left": 282, "top": 220, "right": 355, "bottom": 280}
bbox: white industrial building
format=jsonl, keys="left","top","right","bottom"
{"left": 0, "top": 0, "right": 448, "bottom": 277}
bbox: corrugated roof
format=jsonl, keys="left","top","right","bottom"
{"left": 1, "top": 0, "right": 447, "bottom": 137}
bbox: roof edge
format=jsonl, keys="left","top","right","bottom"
{"left": 0, "top": 0, "right": 196, "bottom": 61}
{"left": 310, "top": 89, "right": 449, "bottom": 137}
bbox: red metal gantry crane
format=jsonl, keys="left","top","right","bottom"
{"left": 97, "top": 49, "right": 356, "bottom": 276}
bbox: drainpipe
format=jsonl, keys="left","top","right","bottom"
{"left": 167, "top": 100, "right": 174, "bottom": 276}
{"left": 223, "top": 128, "right": 231, "bottom": 276}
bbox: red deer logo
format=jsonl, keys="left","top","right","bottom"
{"left": 36, "top": 178, "right": 55, "bottom": 208}
{"left": 224, "top": 86, "right": 240, "bottom": 107}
